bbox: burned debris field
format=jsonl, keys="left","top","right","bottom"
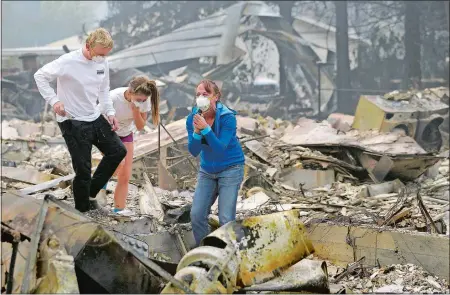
{"left": 2, "top": 1, "right": 449, "bottom": 294}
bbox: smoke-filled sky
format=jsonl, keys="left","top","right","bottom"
{"left": 2, "top": 1, "right": 108, "bottom": 48}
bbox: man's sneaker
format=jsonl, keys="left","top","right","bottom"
{"left": 96, "top": 189, "right": 108, "bottom": 207}
{"left": 112, "top": 208, "right": 135, "bottom": 217}
{"left": 88, "top": 198, "right": 108, "bottom": 214}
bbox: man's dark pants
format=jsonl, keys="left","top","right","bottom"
{"left": 58, "top": 115, "right": 127, "bottom": 212}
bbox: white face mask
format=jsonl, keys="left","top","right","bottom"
{"left": 92, "top": 55, "right": 105, "bottom": 63}
{"left": 196, "top": 95, "right": 210, "bottom": 113}
{"left": 133, "top": 100, "right": 146, "bottom": 111}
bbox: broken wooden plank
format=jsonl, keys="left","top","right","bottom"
{"left": 385, "top": 208, "right": 412, "bottom": 225}
{"left": 140, "top": 172, "right": 165, "bottom": 221}
{"left": 2, "top": 167, "right": 60, "bottom": 185}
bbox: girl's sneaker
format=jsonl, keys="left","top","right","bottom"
{"left": 112, "top": 208, "right": 135, "bottom": 217}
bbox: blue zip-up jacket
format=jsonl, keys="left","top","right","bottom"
{"left": 186, "top": 103, "right": 245, "bottom": 174}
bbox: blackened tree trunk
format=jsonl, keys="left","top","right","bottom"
{"left": 446, "top": 1, "right": 450, "bottom": 34}
{"left": 335, "top": 1, "right": 351, "bottom": 111}
{"left": 403, "top": 1, "right": 422, "bottom": 90}
{"left": 278, "top": 1, "right": 294, "bottom": 96}
{"left": 279, "top": 1, "right": 294, "bottom": 25}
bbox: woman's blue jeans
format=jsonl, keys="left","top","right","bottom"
{"left": 190, "top": 164, "right": 244, "bottom": 246}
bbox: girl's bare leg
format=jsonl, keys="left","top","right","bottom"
{"left": 114, "top": 142, "right": 134, "bottom": 209}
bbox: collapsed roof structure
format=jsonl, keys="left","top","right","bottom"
{"left": 107, "top": 1, "right": 369, "bottom": 117}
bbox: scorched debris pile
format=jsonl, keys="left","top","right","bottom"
{"left": 1, "top": 89, "right": 449, "bottom": 292}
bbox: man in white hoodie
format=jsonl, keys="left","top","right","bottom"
{"left": 34, "top": 28, "right": 126, "bottom": 213}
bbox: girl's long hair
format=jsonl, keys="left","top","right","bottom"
{"left": 129, "top": 76, "right": 160, "bottom": 125}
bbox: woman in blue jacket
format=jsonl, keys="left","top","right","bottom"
{"left": 186, "top": 79, "right": 245, "bottom": 245}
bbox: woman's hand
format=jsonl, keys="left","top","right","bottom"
{"left": 193, "top": 114, "right": 208, "bottom": 130}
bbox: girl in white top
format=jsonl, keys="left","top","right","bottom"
{"left": 98, "top": 76, "right": 160, "bottom": 216}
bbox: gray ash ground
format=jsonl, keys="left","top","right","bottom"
{"left": 327, "top": 261, "right": 450, "bottom": 294}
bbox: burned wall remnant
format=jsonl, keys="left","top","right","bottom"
{"left": 353, "top": 88, "right": 450, "bottom": 153}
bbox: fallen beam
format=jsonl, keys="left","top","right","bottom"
{"left": 18, "top": 174, "right": 75, "bottom": 195}
{"left": 306, "top": 222, "right": 449, "bottom": 281}
{"left": 18, "top": 166, "right": 99, "bottom": 196}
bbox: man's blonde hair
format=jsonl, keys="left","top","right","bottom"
{"left": 86, "top": 28, "right": 114, "bottom": 49}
